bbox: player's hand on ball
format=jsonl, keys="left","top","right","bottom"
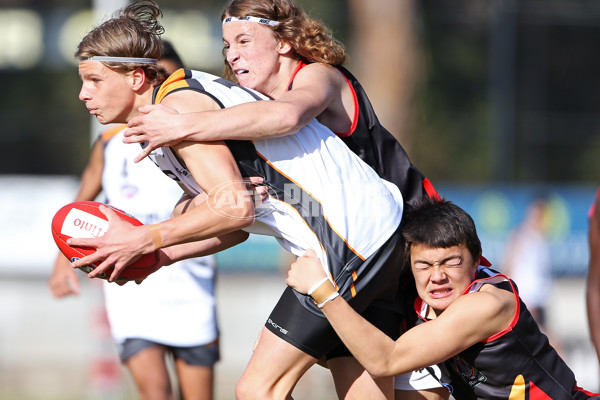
{"left": 286, "top": 249, "right": 328, "bottom": 294}
{"left": 68, "top": 205, "right": 155, "bottom": 282}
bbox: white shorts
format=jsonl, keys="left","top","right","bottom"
{"left": 394, "top": 365, "right": 443, "bottom": 391}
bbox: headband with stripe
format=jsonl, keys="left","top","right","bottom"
{"left": 82, "top": 56, "right": 157, "bottom": 64}
{"left": 222, "top": 16, "right": 280, "bottom": 27}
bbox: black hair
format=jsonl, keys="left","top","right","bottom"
{"left": 161, "top": 40, "right": 184, "bottom": 69}
{"left": 402, "top": 197, "right": 482, "bottom": 263}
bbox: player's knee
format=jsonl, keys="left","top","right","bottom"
{"left": 235, "top": 377, "right": 256, "bottom": 400}
{"left": 235, "top": 377, "right": 274, "bottom": 400}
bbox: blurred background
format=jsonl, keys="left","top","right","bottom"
{"left": 0, "top": 0, "right": 599, "bottom": 398}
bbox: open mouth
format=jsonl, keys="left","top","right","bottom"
{"left": 430, "top": 288, "right": 452, "bottom": 296}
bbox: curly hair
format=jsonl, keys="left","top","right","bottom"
{"left": 75, "top": 0, "right": 168, "bottom": 86}
{"left": 221, "top": 0, "right": 346, "bottom": 81}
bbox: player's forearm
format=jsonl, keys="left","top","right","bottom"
{"left": 159, "top": 231, "right": 249, "bottom": 265}
{"left": 181, "top": 100, "right": 303, "bottom": 141}
{"left": 320, "top": 297, "right": 403, "bottom": 378}
{"left": 158, "top": 197, "right": 254, "bottom": 248}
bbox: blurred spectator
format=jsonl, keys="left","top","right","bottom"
{"left": 586, "top": 187, "right": 600, "bottom": 366}
{"left": 502, "top": 195, "right": 553, "bottom": 329}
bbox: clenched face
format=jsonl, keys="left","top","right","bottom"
{"left": 78, "top": 61, "right": 136, "bottom": 125}
{"left": 222, "top": 19, "right": 287, "bottom": 97}
{"left": 410, "top": 244, "right": 479, "bottom": 317}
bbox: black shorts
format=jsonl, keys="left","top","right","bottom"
{"left": 265, "top": 229, "right": 405, "bottom": 359}
{"left": 118, "top": 338, "right": 220, "bottom": 367}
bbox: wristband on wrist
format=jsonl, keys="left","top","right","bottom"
{"left": 308, "top": 278, "right": 337, "bottom": 306}
{"left": 307, "top": 277, "right": 329, "bottom": 296}
{"left": 317, "top": 291, "right": 339, "bottom": 309}
{"left": 149, "top": 224, "right": 164, "bottom": 250}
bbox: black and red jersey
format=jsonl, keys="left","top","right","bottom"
{"left": 415, "top": 267, "right": 599, "bottom": 400}
{"left": 288, "top": 61, "right": 440, "bottom": 208}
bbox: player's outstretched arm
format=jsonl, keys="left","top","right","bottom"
{"left": 287, "top": 251, "right": 515, "bottom": 378}
{"left": 123, "top": 63, "right": 343, "bottom": 162}
{"left": 586, "top": 187, "right": 600, "bottom": 363}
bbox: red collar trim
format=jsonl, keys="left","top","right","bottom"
{"left": 286, "top": 60, "right": 307, "bottom": 92}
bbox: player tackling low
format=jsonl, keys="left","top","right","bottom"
{"left": 286, "top": 197, "right": 600, "bottom": 400}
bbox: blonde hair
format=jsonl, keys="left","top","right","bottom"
{"left": 221, "top": 0, "right": 346, "bottom": 81}
{"left": 75, "top": 0, "right": 168, "bottom": 86}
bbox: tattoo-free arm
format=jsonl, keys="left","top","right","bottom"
{"left": 123, "top": 63, "right": 344, "bottom": 162}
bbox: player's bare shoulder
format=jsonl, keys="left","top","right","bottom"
{"left": 295, "top": 62, "right": 346, "bottom": 90}
{"left": 161, "top": 89, "right": 221, "bottom": 114}
{"left": 295, "top": 63, "right": 353, "bottom": 132}
{"left": 468, "top": 284, "right": 516, "bottom": 332}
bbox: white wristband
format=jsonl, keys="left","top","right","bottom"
{"left": 308, "top": 277, "right": 329, "bottom": 296}
{"left": 318, "top": 291, "right": 340, "bottom": 309}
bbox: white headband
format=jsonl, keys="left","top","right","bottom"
{"left": 82, "top": 56, "right": 157, "bottom": 64}
{"left": 222, "top": 16, "right": 280, "bottom": 27}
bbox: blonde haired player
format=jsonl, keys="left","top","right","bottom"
{"left": 49, "top": 41, "right": 220, "bottom": 400}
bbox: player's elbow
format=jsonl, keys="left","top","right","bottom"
{"left": 211, "top": 185, "right": 255, "bottom": 229}
{"left": 366, "top": 362, "right": 395, "bottom": 380}
{"left": 238, "top": 209, "right": 255, "bottom": 230}
{"left": 226, "top": 201, "right": 255, "bottom": 230}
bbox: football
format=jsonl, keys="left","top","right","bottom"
{"left": 51, "top": 201, "right": 160, "bottom": 283}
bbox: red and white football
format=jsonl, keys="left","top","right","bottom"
{"left": 51, "top": 201, "right": 160, "bottom": 283}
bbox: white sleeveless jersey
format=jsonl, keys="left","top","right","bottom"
{"left": 150, "top": 70, "right": 403, "bottom": 298}
{"left": 101, "top": 126, "right": 218, "bottom": 347}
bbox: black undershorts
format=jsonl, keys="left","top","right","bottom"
{"left": 265, "top": 228, "right": 405, "bottom": 359}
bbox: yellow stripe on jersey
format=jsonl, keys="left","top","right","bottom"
{"left": 509, "top": 375, "right": 526, "bottom": 400}
{"left": 154, "top": 68, "right": 189, "bottom": 104}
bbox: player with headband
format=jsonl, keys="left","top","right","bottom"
{"left": 69, "top": 1, "right": 414, "bottom": 398}
{"left": 123, "top": 0, "right": 445, "bottom": 398}
{"left": 51, "top": 42, "right": 221, "bottom": 400}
